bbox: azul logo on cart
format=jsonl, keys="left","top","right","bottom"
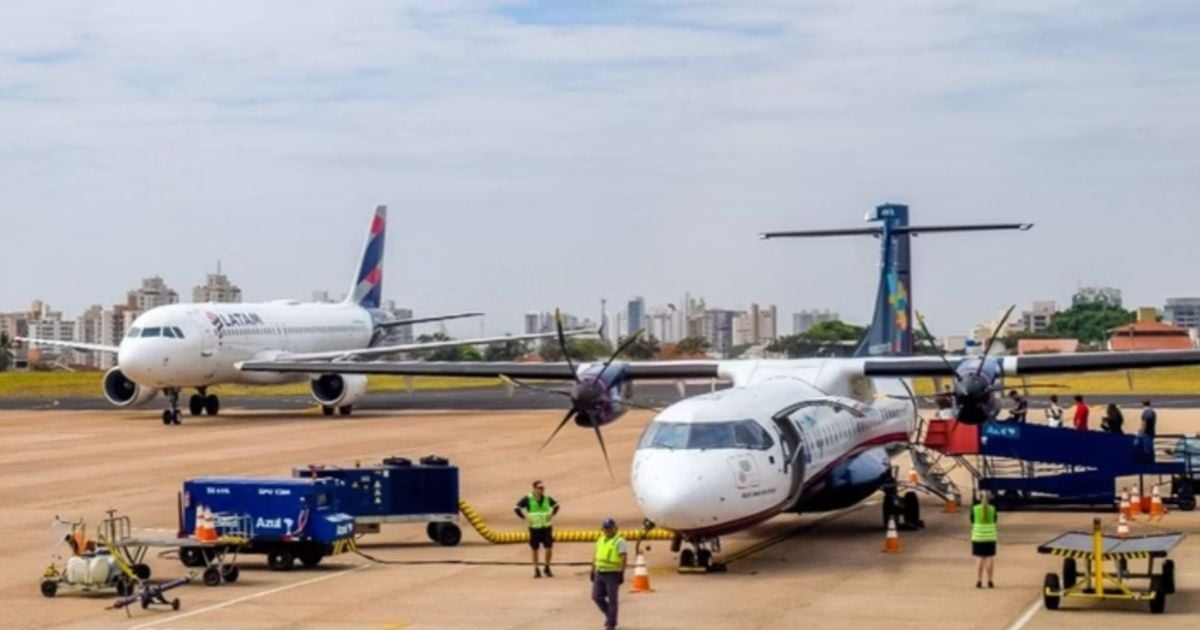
{"left": 982, "top": 423, "right": 1020, "bottom": 439}
{"left": 335, "top": 522, "right": 354, "bottom": 537}
{"left": 205, "top": 487, "right": 231, "bottom": 495}
{"left": 257, "top": 488, "right": 292, "bottom": 496}
{"left": 255, "top": 517, "right": 295, "bottom": 530}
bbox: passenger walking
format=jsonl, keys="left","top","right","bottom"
{"left": 591, "top": 518, "right": 628, "bottom": 630}
{"left": 515, "top": 480, "right": 560, "bottom": 578}
{"left": 1072, "top": 395, "right": 1090, "bottom": 431}
{"left": 1102, "top": 403, "right": 1124, "bottom": 434}
{"left": 1046, "top": 395, "right": 1064, "bottom": 428}
{"left": 971, "top": 491, "right": 998, "bottom": 589}
{"left": 1007, "top": 390, "right": 1028, "bottom": 423}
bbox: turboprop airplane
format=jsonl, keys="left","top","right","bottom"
{"left": 19, "top": 206, "right": 579, "bottom": 425}
{"left": 240, "top": 203, "right": 1200, "bottom": 571}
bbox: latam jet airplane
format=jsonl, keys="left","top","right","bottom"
{"left": 242, "top": 204, "right": 1200, "bottom": 570}
{"left": 21, "top": 206, "right": 575, "bottom": 425}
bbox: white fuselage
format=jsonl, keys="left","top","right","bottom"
{"left": 118, "top": 302, "right": 374, "bottom": 389}
{"left": 631, "top": 360, "right": 914, "bottom": 537}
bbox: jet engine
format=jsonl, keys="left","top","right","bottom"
{"left": 310, "top": 374, "right": 369, "bottom": 408}
{"left": 102, "top": 367, "right": 158, "bottom": 407}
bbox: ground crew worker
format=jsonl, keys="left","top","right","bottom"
{"left": 1046, "top": 394, "right": 1064, "bottom": 428}
{"left": 514, "top": 480, "right": 560, "bottom": 578}
{"left": 970, "top": 491, "right": 998, "bottom": 589}
{"left": 591, "top": 517, "right": 628, "bottom": 630}
{"left": 1007, "top": 390, "right": 1027, "bottom": 423}
{"left": 1138, "top": 400, "right": 1158, "bottom": 460}
{"left": 1072, "top": 395, "right": 1090, "bottom": 431}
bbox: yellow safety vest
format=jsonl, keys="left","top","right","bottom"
{"left": 526, "top": 494, "right": 552, "bottom": 529}
{"left": 594, "top": 535, "right": 626, "bottom": 573}
{"left": 971, "top": 504, "right": 998, "bottom": 542}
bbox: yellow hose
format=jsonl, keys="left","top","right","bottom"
{"left": 458, "top": 500, "right": 674, "bottom": 544}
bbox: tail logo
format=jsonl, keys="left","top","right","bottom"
{"left": 886, "top": 271, "right": 909, "bottom": 350}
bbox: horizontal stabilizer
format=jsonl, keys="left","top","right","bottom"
{"left": 760, "top": 223, "right": 1032, "bottom": 239}
{"left": 377, "top": 312, "right": 483, "bottom": 328}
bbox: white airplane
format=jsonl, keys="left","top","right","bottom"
{"left": 20, "top": 205, "right": 577, "bottom": 425}
{"left": 241, "top": 203, "right": 1200, "bottom": 570}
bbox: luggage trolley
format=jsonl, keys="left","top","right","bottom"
{"left": 1038, "top": 518, "right": 1183, "bottom": 614}
{"left": 101, "top": 509, "right": 250, "bottom": 588}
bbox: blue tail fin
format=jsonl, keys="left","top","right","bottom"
{"left": 347, "top": 205, "right": 387, "bottom": 309}
{"left": 760, "top": 204, "right": 1031, "bottom": 358}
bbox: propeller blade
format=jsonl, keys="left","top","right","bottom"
{"left": 596, "top": 328, "right": 644, "bottom": 383}
{"left": 555, "top": 308, "right": 579, "bottom": 383}
{"left": 538, "top": 408, "right": 578, "bottom": 453}
{"left": 916, "top": 312, "right": 960, "bottom": 381}
{"left": 977, "top": 304, "right": 1016, "bottom": 377}
{"left": 590, "top": 417, "right": 615, "bottom": 481}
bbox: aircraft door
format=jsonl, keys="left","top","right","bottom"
{"left": 772, "top": 402, "right": 814, "bottom": 507}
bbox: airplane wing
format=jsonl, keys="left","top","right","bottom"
{"left": 376, "top": 312, "right": 483, "bottom": 328}
{"left": 250, "top": 330, "right": 596, "bottom": 363}
{"left": 237, "top": 358, "right": 721, "bottom": 380}
{"left": 862, "top": 351, "right": 1200, "bottom": 377}
{"left": 15, "top": 337, "right": 119, "bottom": 354}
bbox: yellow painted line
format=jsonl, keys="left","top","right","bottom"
{"left": 130, "top": 564, "right": 369, "bottom": 630}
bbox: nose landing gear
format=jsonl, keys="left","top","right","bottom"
{"left": 676, "top": 536, "right": 725, "bottom": 573}
{"left": 161, "top": 389, "right": 182, "bottom": 425}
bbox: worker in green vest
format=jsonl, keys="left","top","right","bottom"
{"left": 514, "top": 480, "right": 560, "bottom": 578}
{"left": 970, "top": 490, "right": 998, "bottom": 588}
{"left": 591, "top": 518, "right": 628, "bottom": 630}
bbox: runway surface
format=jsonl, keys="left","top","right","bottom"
{"left": 4, "top": 407, "right": 1200, "bottom": 628}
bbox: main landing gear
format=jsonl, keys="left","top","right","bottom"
{"left": 882, "top": 485, "right": 925, "bottom": 531}
{"left": 673, "top": 534, "right": 725, "bottom": 573}
{"left": 163, "top": 388, "right": 220, "bottom": 426}
{"left": 321, "top": 405, "right": 354, "bottom": 417}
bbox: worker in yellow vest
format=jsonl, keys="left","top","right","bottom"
{"left": 515, "top": 480, "right": 560, "bottom": 578}
{"left": 591, "top": 517, "right": 628, "bottom": 630}
{"left": 971, "top": 491, "right": 998, "bottom": 588}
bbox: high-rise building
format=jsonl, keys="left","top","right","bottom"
{"left": 793, "top": 309, "right": 838, "bottom": 334}
{"left": 1072, "top": 286, "right": 1122, "bottom": 308}
{"left": 524, "top": 312, "right": 541, "bottom": 335}
{"left": 626, "top": 297, "right": 645, "bottom": 336}
{"left": 1164, "top": 298, "right": 1200, "bottom": 330}
{"left": 705, "top": 310, "right": 739, "bottom": 354}
{"left": 74, "top": 305, "right": 108, "bottom": 369}
{"left": 311, "top": 290, "right": 333, "bottom": 303}
{"left": 193, "top": 271, "right": 242, "bottom": 303}
{"left": 25, "top": 304, "right": 76, "bottom": 365}
{"left": 128, "top": 277, "right": 178, "bottom": 311}
{"left": 1020, "top": 301, "right": 1058, "bottom": 334}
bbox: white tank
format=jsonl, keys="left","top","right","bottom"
{"left": 87, "top": 555, "right": 112, "bottom": 584}
{"left": 66, "top": 556, "right": 89, "bottom": 584}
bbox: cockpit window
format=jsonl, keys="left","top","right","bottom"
{"left": 163, "top": 327, "right": 176, "bottom": 338}
{"left": 173, "top": 327, "right": 185, "bottom": 339}
{"left": 141, "top": 327, "right": 162, "bottom": 338}
{"left": 638, "top": 420, "right": 774, "bottom": 451}
{"left": 126, "top": 327, "right": 140, "bottom": 338}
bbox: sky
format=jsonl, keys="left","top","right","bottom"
{"left": 2, "top": 1, "right": 1199, "bottom": 337}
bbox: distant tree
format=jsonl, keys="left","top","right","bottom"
{"left": 620, "top": 335, "right": 660, "bottom": 360}
{"left": 673, "top": 336, "right": 710, "bottom": 356}
{"left": 0, "top": 332, "right": 10, "bottom": 372}
{"left": 725, "top": 344, "right": 753, "bottom": 359}
{"left": 539, "top": 337, "right": 611, "bottom": 362}
{"left": 414, "top": 332, "right": 483, "bottom": 361}
{"left": 805, "top": 320, "right": 866, "bottom": 343}
{"left": 767, "top": 320, "right": 866, "bottom": 358}
{"left": 1045, "top": 303, "right": 1135, "bottom": 345}
{"left": 483, "top": 340, "right": 528, "bottom": 361}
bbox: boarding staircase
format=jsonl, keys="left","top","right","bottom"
{"left": 908, "top": 445, "right": 962, "bottom": 502}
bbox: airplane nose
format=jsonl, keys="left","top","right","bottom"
{"left": 632, "top": 451, "right": 726, "bottom": 531}
{"left": 118, "top": 341, "right": 159, "bottom": 383}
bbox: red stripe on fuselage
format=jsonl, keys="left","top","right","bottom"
{"left": 673, "top": 430, "right": 908, "bottom": 539}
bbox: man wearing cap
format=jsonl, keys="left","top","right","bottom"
{"left": 515, "top": 480, "right": 560, "bottom": 578}
{"left": 591, "top": 517, "right": 628, "bottom": 630}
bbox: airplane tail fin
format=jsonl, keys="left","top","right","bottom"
{"left": 347, "top": 205, "right": 387, "bottom": 309}
{"left": 760, "top": 203, "right": 1031, "bottom": 358}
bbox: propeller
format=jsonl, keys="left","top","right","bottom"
{"left": 916, "top": 306, "right": 1018, "bottom": 425}
{"left": 500, "top": 309, "right": 656, "bottom": 480}
{"left": 977, "top": 304, "right": 1015, "bottom": 376}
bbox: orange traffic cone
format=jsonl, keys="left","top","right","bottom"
{"left": 1129, "top": 486, "right": 1141, "bottom": 520}
{"left": 883, "top": 517, "right": 901, "bottom": 553}
{"left": 1119, "top": 488, "right": 1132, "bottom": 519}
{"left": 195, "top": 505, "right": 218, "bottom": 543}
{"left": 629, "top": 552, "right": 654, "bottom": 593}
{"left": 906, "top": 469, "right": 919, "bottom": 485}
{"left": 943, "top": 492, "right": 960, "bottom": 514}
{"left": 1116, "top": 511, "right": 1131, "bottom": 538}
{"left": 1150, "top": 485, "right": 1166, "bottom": 519}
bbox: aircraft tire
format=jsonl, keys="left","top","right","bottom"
{"left": 204, "top": 395, "right": 220, "bottom": 416}
{"left": 189, "top": 395, "right": 204, "bottom": 416}
{"left": 338, "top": 406, "right": 353, "bottom": 416}
{"left": 321, "top": 406, "right": 335, "bottom": 417}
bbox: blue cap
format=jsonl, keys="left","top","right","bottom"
{"left": 601, "top": 518, "right": 616, "bottom": 528}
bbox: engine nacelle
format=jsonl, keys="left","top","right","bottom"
{"left": 102, "top": 367, "right": 158, "bottom": 407}
{"left": 310, "top": 374, "right": 369, "bottom": 408}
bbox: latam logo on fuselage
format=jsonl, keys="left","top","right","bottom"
{"left": 206, "top": 311, "right": 266, "bottom": 339}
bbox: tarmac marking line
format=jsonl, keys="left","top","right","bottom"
{"left": 1005, "top": 596, "right": 1043, "bottom": 630}
{"left": 129, "top": 564, "right": 370, "bottom": 630}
